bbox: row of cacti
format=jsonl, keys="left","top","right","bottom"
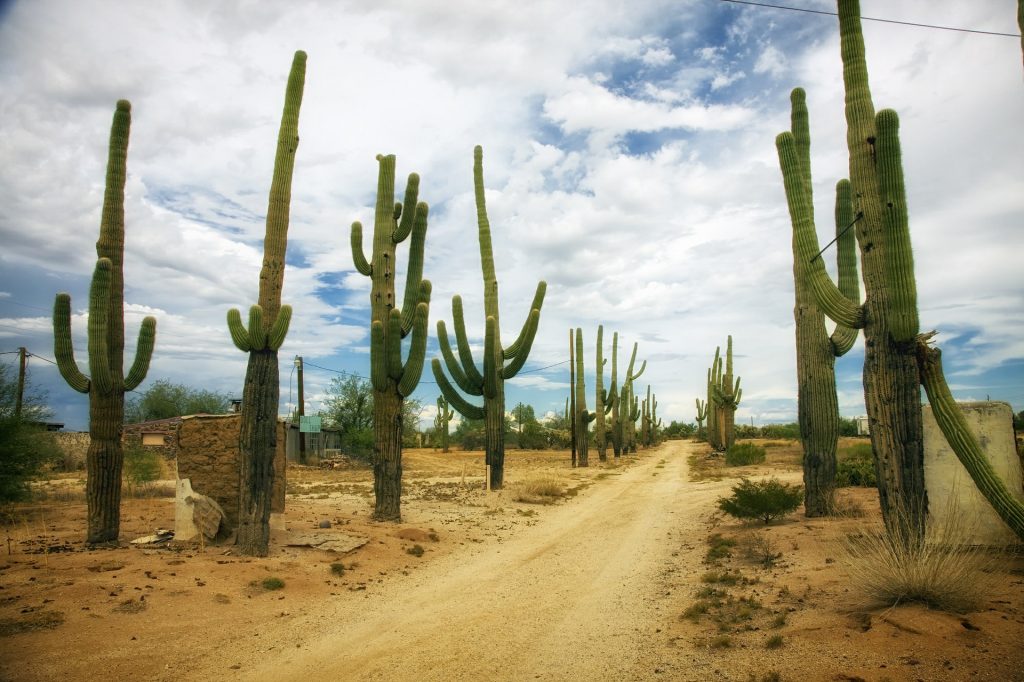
{"left": 777, "top": 0, "right": 1024, "bottom": 542}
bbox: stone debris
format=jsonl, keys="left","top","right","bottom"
{"left": 285, "top": 532, "right": 368, "bottom": 554}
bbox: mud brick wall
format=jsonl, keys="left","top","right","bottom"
{"left": 122, "top": 418, "right": 181, "bottom": 460}
{"left": 176, "top": 415, "right": 287, "bottom": 530}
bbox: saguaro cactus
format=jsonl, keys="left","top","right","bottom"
{"left": 432, "top": 146, "right": 545, "bottom": 490}
{"left": 776, "top": 0, "right": 1024, "bottom": 543}
{"left": 593, "top": 325, "right": 615, "bottom": 462}
{"left": 350, "top": 153, "right": 431, "bottom": 522}
{"left": 226, "top": 51, "right": 305, "bottom": 556}
{"left": 53, "top": 100, "right": 157, "bottom": 544}
{"left": 611, "top": 339, "right": 645, "bottom": 456}
{"left": 574, "top": 328, "right": 596, "bottom": 467}
{"left": 695, "top": 399, "right": 708, "bottom": 442}
{"left": 708, "top": 338, "right": 742, "bottom": 451}
{"left": 568, "top": 328, "right": 577, "bottom": 466}
{"left": 780, "top": 88, "right": 861, "bottom": 517}
{"left": 435, "top": 395, "right": 454, "bottom": 453}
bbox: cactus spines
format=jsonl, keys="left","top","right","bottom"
{"left": 434, "top": 395, "right": 454, "bottom": 453}
{"left": 432, "top": 146, "right": 545, "bottom": 489}
{"left": 781, "top": 88, "right": 862, "bottom": 517}
{"left": 707, "top": 337, "right": 741, "bottom": 451}
{"left": 616, "top": 341, "right": 645, "bottom": 454}
{"left": 52, "top": 100, "right": 157, "bottom": 544}
{"left": 351, "top": 153, "right": 432, "bottom": 522}
{"left": 225, "top": 51, "right": 305, "bottom": 556}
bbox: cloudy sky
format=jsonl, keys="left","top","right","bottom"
{"left": 1, "top": 0, "right": 1021, "bottom": 432}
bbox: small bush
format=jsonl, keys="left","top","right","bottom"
{"left": 406, "top": 544, "right": 424, "bottom": 557}
{"left": 765, "top": 634, "right": 784, "bottom": 649}
{"left": 725, "top": 443, "right": 766, "bottom": 466}
{"left": 739, "top": 531, "right": 782, "bottom": 568}
{"left": 514, "top": 478, "right": 565, "bottom": 504}
{"left": 705, "top": 533, "right": 737, "bottom": 563}
{"left": 260, "top": 577, "right": 285, "bottom": 591}
{"left": 330, "top": 562, "right": 346, "bottom": 576}
{"left": 717, "top": 478, "right": 802, "bottom": 524}
{"left": 122, "top": 444, "right": 164, "bottom": 495}
{"left": 835, "top": 443, "right": 876, "bottom": 487}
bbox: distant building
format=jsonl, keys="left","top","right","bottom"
{"left": 856, "top": 416, "right": 870, "bottom": 436}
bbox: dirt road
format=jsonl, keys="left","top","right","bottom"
{"left": 178, "top": 441, "right": 724, "bottom": 681}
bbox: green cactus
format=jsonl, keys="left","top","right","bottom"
{"left": 434, "top": 395, "right": 454, "bottom": 453}
{"left": 432, "top": 146, "right": 545, "bottom": 489}
{"left": 781, "top": 88, "right": 862, "bottom": 517}
{"left": 695, "top": 398, "right": 708, "bottom": 442}
{"left": 350, "top": 153, "right": 431, "bottom": 521}
{"left": 224, "top": 51, "right": 305, "bottom": 556}
{"left": 593, "top": 325, "right": 614, "bottom": 462}
{"left": 568, "top": 328, "right": 577, "bottom": 467}
{"left": 708, "top": 338, "right": 741, "bottom": 451}
{"left": 641, "top": 386, "right": 660, "bottom": 447}
{"left": 776, "top": 0, "right": 1024, "bottom": 543}
{"left": 608, "top": 332, "right": 621, "bottom": 458}
{"left": 610, "top": 338, "right": 644, "bottom": 456}
{"left": 574, "top": 328, "right": 596, "bottom": 467}
{"left": 52, "top": 99, "right": 157, "bottom": 544}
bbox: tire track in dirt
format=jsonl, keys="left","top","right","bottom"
{"left": 180, "top": 441, "right": 726, "bottom": 681}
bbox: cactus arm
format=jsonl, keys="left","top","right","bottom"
{"left": 53, "top": 293, "right": 90, "bottom": 393}
{"left": 87, "top": 258, "right": 113, "bottom": 396}
{"left": 227, "top": 308, "right": 252, "bottom": 351}
{"left": 452, "top": 295, "right": 485, "bottom": 386}
{"left": 370, "top": 320, "right": 388, "bottom": 392}
{"left": 267, "top": 304, "right": 292, "bottom": 351}
{"left": 392, "top": 174, "right": 420, "bottom": 243}
{"left": 876, "top": 109, "right": 918, "bottom": 343}
{"left": 436, "top": 320, "right": 482, "bottom": 396}
{"left": 776, "top": 131, "right": 865, "bottom": 329}
{"left": 247, "top": 305, "right": 267, "bottom": 350}
{"left": 397, "top": 301, "right": 430, "bottom": 397}
{"left": 483, "top": 316, "right": 498, "bottom": 400}
{"left": 830, "top": 179, "right": 860, "bottom": 356}
{"left": 473, "top": 146, "right": 497, "bottom": 305}
{"left": 399, "top": 203, "right": 429, "bottom": 335}
{"left": 124, "top": 315, "right": 156, "bottom": 391}
{"left": 501, "top": 308, "right": 540, "bottom": 380}
{"left": 350, "top": 222, "right": 372, "bottom": 276}
{"left": 503, "top": 281, "right": 547, "bottom": 359}
{"left": 917, "top": 342, "right": 1024, "bottom": 540}
{"left": 432, "top": 358, "right": 485, "bottom": 420}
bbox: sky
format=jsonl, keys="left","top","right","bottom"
{"left": 0, "top": 0, "right": 1021, "bottom": 432}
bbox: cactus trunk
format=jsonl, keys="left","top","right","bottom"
{"left": 574, "top": 328, "right": 594, "bottom": 467}
{"left": 594, "top": 325, "right": 610, "bottom": 462}
{"left": 609, "top": 332, "right": 621, "bottom": 458}
{"left": 236, "top": 349, "right": 279, "bottom": 555}
{"left": 569, "top": 328, "right": 577, "bottom": 467}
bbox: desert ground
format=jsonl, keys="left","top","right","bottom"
{"left": 1, "top": 439, "right": 1022, "bottom": 681}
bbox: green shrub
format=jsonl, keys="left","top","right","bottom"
{"left": 717, "top": 478, "right": 803, "bottom": 524}
{"left": 0, "top": 418, "right": 61, "bottom": 503}
{"left": 725, "top": 443, "right": 766, "bottom": 466}
{"left": 835, "top": 443, "right": 877, "bottom": 487}
{"left": 260, "top": 577, "right": 285, "bottom": 591}
{"left": 122, "top": 443, "right": 164, "bottom": 494}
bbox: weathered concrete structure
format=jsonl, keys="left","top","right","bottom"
{"left": 923, "top": 401, "right": 1023, "bottom": 545}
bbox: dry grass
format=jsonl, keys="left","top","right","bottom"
{"left": 513, "top": 478, "right": 566, "bottom": 504}
{"left": 839, "top": 506, "right": 1001, "bottom": 613}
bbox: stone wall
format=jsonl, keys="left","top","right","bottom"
{"left": 123, "top": 417, "right": 181, "bottom": 460}
{"left": 176, "top": 415, "right": 287, "bottom": 531}
{"left": 923, "top": 401, "right": 1023, "bottom": 545}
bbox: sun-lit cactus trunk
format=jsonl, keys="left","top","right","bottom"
{"left": 435, "top": 396, "right": 453, "bottom": 453}
{"left": 614, "top": 340, "right": 645, "bottom": 455}
{"left": 594, "top": 325, "right": 611, "bottom": 462}
{"left": 432, "top": 146, "right": 544, "bottom": 490}
{"left": 568, "top": 328, "right": 577, "bottom": 466}
{"left": 226, "top": 52, "right": 305, "bottom": 555}
{"left": 52, "top": 100, "right": 156, "bottom": 544}
{"left": 351, "top": 152, "right": 431, "bottom": 522}
{"left": 609, "top": 332, "right": 622, "bottom": 458}
{"left": 574, "top": 328, "right": 595, "bottom": 467}
{"left": 695, "top": 399, "right": 707, "bottom": 442}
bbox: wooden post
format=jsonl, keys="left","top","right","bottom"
{"left": 295, "top": 356, "right": 305, "bottom": 464}
{"left": 15, "top": 347, "right": 26, "bottom": 418}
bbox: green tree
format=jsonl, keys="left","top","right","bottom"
{"left": 0, "top": 362, "right": 60, "bottom": 503}
{"left": 321, "top": 375, "right": 374, "bottom": 458}
{"left": 125, "top": 379, "right": 230, "bottom": 422}
{"left": 401, "top": 397, "right": 425, "bottom": 447}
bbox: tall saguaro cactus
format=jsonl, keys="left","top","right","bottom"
{"left": 53, "top": 100, "right": 157, "bottom": 544}
{"left": 568, "top": 328, "right": 577, "bottom": 467}
{"left": 776, "top": 0, "right": 1024, "bottom": 543}
{"left": 226, "top": 51, "right": 305, "bottom": 556}
{"left": 574, "top": 328, "right": 596, "bottom": 467}
{"left": 593, "top": 325, "right": 614, "bottom": 462}
{"left": 435, "top": 395, "right": 454, "bottom": 453}
{"left": 432, "top": 146, "right": 546, "bottom": 490}
{"left": 350, "top": 154, "right": 431, "bottom": 522}
{"left": 781, "top": 88, "right": 861, "bottom": 517}
{"left": 695, "top": 399, "right": 708, "bottom": 442}
{"left": 708, "top": 338, "right": 742, "bottom": 451}
{"left": 615, "top": 341, "right": 645, "bottom": 455}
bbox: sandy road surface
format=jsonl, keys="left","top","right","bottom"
{"left": 176, "top": 441, "right": 724, "bottom": 681}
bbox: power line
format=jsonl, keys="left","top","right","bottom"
{"left": 717, "top": 0, "right": 1022, "bottom": 38}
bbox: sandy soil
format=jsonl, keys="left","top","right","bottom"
{"left": 1, "top": 440, "right": 1022, "bottom": 681}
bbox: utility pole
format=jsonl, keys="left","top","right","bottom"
{"left": 295, "top": 356, "right": 305, "bottom": 464}
{"left": 15, "top": 347, "right": 26, "bottom": 418}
